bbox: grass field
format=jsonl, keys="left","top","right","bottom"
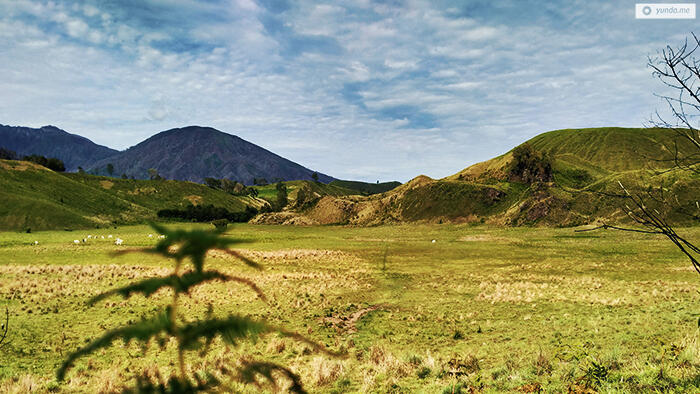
{"left": 1, "top": 223, "right": 699, "bottom": 393}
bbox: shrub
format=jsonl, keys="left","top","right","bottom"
{"left": 57, "top": 223, "right": 339, "bottom": 392}
{"left": 0, "top": 147, "right": 17, "bottom": 160}
{"left": 275, "top": 182, "right": 288, "bottom": 211}
{"left": 534, "top": 351, "right": 553, "bottom": 376}
{"left": 22, "top": 154, "right": 65, "bottom": 172}
{"left": 211, "top": 219, "right": 228, "bottom": 230}
{"left": 509, "top": 143, "right": 552, "bottom": 184}
{"left": 447, "top": 355, "right": 480, "bottom": 377}
{"left": 416, "top": 366, "right": 431, "bottom": 379}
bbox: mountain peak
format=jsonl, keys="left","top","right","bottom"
{"left": 40, "top": 125, "right": 63, "bottom": 132}
{"left": 88, "top": 126, "right": 333, "bottom": 184}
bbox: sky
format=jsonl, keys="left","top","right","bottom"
{"left": 0, "top": 0, "right": 696, "bottom": 182}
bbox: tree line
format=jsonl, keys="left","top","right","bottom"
{"left": 157, "top": 204, "right": 260, "bottom": 223}
{"left": 204, "top": 177, "right": 259, "bottom": 196}
{"left": 0, "top": 148, "right": 65, "bottom": 172}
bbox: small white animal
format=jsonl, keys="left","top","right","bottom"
{"left": 115, "top": 238, "right": 123, "bottom": 246}
{"left": 431, "top": 239, "right": 436, "bottom": 243}
{"left": 82, "top": 238, "right": 87, "bottom": 243}
{"left": 158, "top": 235, "right": 166, "bottom": 239}
{"left": 73, "top": 240, "right": 80, "bottom": 244}
{"left": 101, "top": 235, "right": 105, "bottom": 239}
{"left": 148, "top": 234, "right": 153, "bottom": 238}
{"left": 87, "top": 235, "right": 92, "bottom": 239}
{"left": 108, "top": 235, "right": 113, "bottom": 238}
{"left": 33, "top": 241, "right": 38, "bottom": 245}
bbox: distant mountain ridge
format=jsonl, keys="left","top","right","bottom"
{"left": 88, "top": 126, "right": 334, "bottom": 184}
{"left": 0, "top": 124, "right": 118, "bottom": 171}
{"left": 0, "top": 124, "right": 335, "bottom": 184}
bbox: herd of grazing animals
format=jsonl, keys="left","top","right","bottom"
{"left": 28, "top": 233, "right": 166, "bottom": 246}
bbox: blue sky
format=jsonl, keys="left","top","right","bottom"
{"left": 0, "top": 0, "right": 696, "bottom": 182}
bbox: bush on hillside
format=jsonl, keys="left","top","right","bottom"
{"left": 204, "top": 177, "right": 258, "bottom": 196}
{"left": 22, "top": 154, "right": 66, "bottom": 172}
{"left": 0, "top": 148, "right": 17, "bottom": 160}
{"left": 275, "top": 182, "right": 288, "bottom": 211}
{"left": 211, "top": 218, "right": 228, "bottom": 230}
{"left": 509, "top": 143, "right": 552, "bottom": 184}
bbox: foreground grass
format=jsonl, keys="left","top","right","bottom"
{"left": 0, "top": 223, "right": 699, "bottom": 392}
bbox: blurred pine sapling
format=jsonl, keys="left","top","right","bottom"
{"left": 57, "top": 222, "right": 338, "bottom": 392}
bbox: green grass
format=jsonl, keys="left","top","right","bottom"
{"left": 526, "top": 127, "right": 693, "bottom": 172}
{"left": 398, "top": 181, "right": 524, "bottom": 221}
{"left": 64, "top": 173, "right": 264, "bottom": 212}
{"left": 0, "top": 160, "right": 265, "bottom": 231}
{"left": 1, "top": 223, "right": 699, "bottom": 392}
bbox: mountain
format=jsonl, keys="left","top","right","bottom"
{"left": 0, "top": 159, "right": 267, "bottom": 231}
{"left": 89, "top": 126, "right": 334, "bottom": 184}
{"left": 0, "top": 124, "right": 118, "bottom": 171}
{"left": 253, "top": 127, "right": 700, "bottom": 226}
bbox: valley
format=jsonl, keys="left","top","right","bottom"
{"left": 1, "top": 223, "right": 698, "bottom": 392}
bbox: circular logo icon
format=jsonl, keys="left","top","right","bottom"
{"left": 642, "top": 6, "right": 652, "bottom": 15}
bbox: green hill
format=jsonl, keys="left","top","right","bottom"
{"left": 0, "top": 160, "right": 266, "bottom": 231}
{"left": 526, "top": 127, "right": 689, "bottom": 171}
{"left": 63, "top": 173, "right": 267, "bottom": 212}
{"left": 255, "top": 128, "right": 700, "bottom": 226}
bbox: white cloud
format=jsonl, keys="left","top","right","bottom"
{"left": 0, "top": 0, "right": 695, "bottom": 181}
{"left": 462, "top": 26, "right": 500, "bottom": 41}
{"left": 82, "top": 5, "right": 100, "bottom": 17}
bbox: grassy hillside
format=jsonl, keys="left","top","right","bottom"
{"left": 526, "top": 127, "right": 690, "bottom": 171}
{"left": 0, "top": 161, "right": 148, "bottom": 230}
{"left": 253, "top": 180, "right": 359, "bottom": 201}
{"left": 450, "top": 127, "right": 690, "bottom": 181}
{"left": 329, "top": 180, "right": 401, "bottom": 195}
{"left": 256, "top": 128, "right": 700, "bottom": 226}
{"left": 64, "top": 173, "right": 266, "bottom": 211}
{"left": 0, "top": 160, "right": 266, "bottom": 231}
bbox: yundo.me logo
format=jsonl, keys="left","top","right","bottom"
{"left": 636, "top": 3, "right": 696, "bottom": 18}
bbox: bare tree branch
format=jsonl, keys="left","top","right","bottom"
{"left": 582, "top": 32, "right": 700, "bottom": 274}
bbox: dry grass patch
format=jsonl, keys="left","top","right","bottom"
{"left": 0, "top": 374, "right": 45, "bottom": 394}
{"left": 0, "top": 160, "right": 45, "bottom": 171}
{"left": 310, "top": 356, "right": 343, "bottom": 386}
{"left": 458, "top": 234, "right": 513, "bottom": 242}
{"left": 475, "top": 273, "right": 697, "bottom": 305}
{"left": 210, "top": 248, "right": 364, "bottom": 265}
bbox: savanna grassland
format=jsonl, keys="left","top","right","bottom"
{"left": 1, "top": 223, "right": 699, "bottom": 393}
